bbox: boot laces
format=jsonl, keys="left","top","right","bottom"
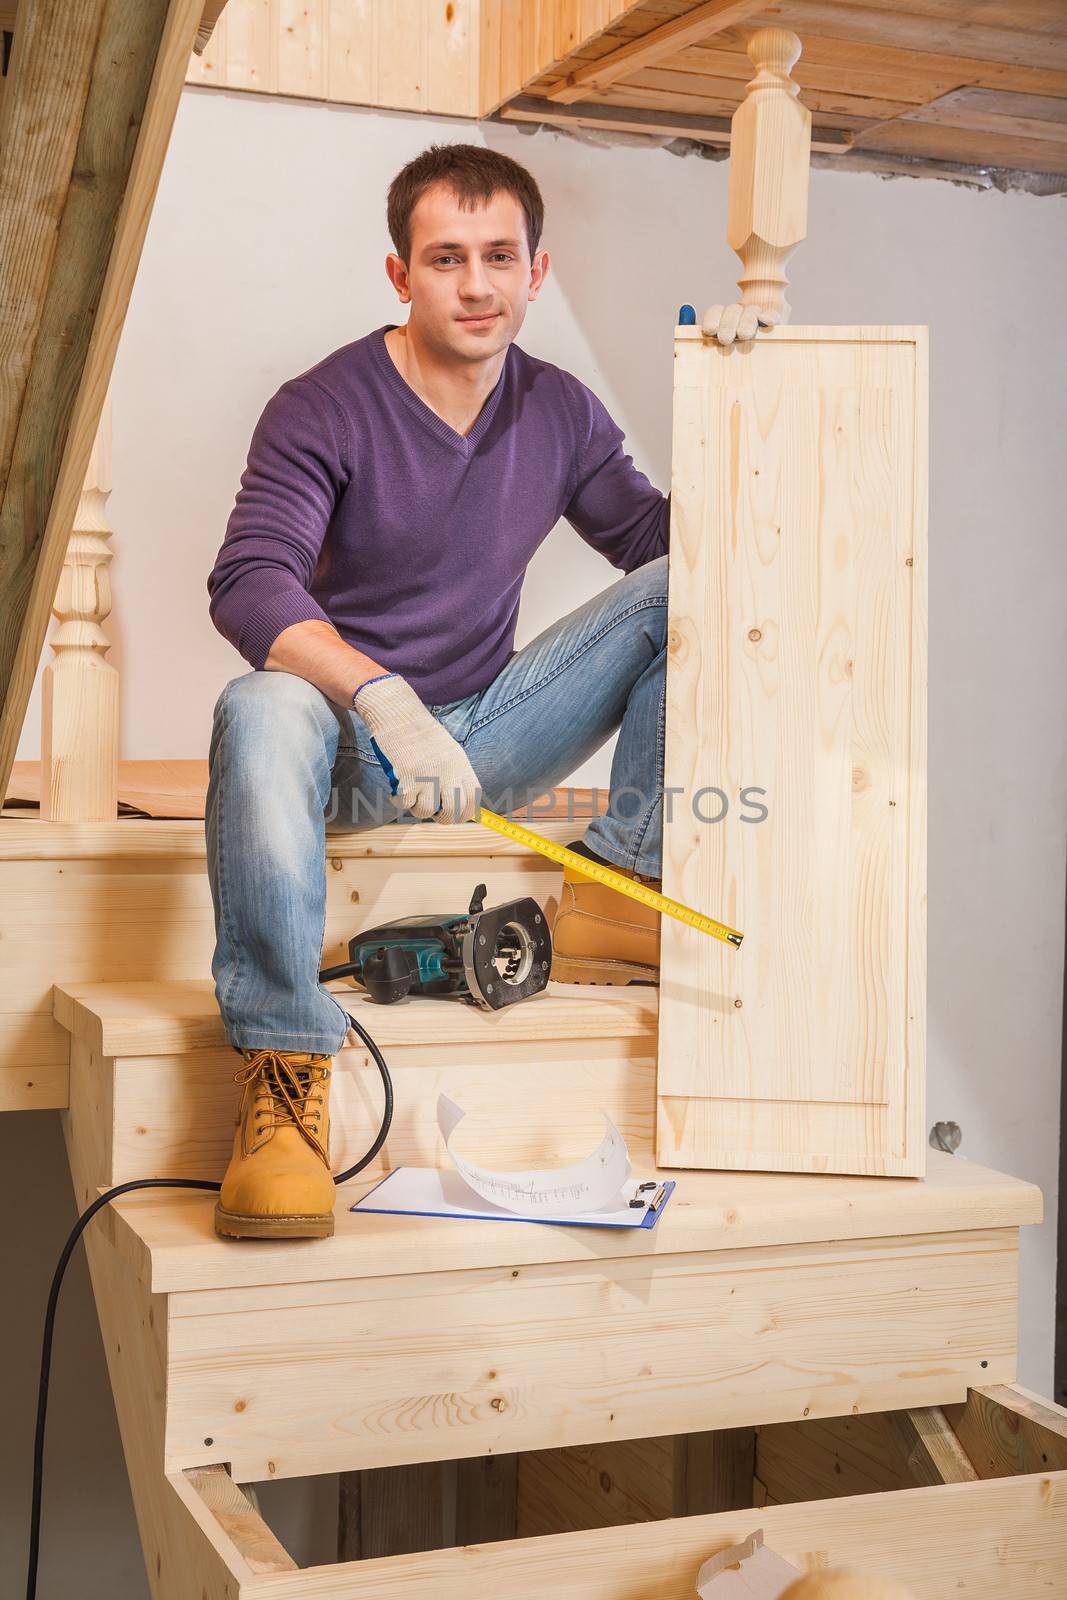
{"left": 233, "top": 1049, "right": 331, "bottom": 1165}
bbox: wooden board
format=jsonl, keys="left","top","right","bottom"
{"left": 103, "top": 1031, "right": 659, "bottom": 1186}
{"left": 513, "top": 0, "right": 1067, "bottom": 179}
{"left": 0, "top": 0, "right": 206, "bottom": 810}
{"left": 186, "top": 0, "right": 482, "bottom": 116}
{"left": 161, "top": 1225, "right": 1020, "bottom": 1480}
{"left": 657, "top": 327, "right": 927, "bottom": 1177}
{"left": 176, "top": 1466, "right": 1067, "bottom": 1599}
{"left": 99, "top": 1130, "right": 1039, "bottom": 1298}
{"left": 0, "top": 815, "right": 586, "bottom": 1110}
{"left": 58, "top": 1009, "right": 1054, "bottom": 1596}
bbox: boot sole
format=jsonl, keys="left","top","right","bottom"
{"left": 213, "top": 1202, "right": 335, "bottom": 1240}
{"left": 551, "top": 956, "right": 659, "bottom": 985}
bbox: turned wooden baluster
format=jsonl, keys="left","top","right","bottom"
{"left": 726, "top": 26, "right": 811, "bottom": 325}
{"left": 40, "top": 392, "right": 119, "bottom": 821}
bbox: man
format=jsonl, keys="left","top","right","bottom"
{"left": 205, "top": 142, "right": 763, "bottom": 1240}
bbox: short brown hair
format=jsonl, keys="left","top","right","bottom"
{"left": 387, "top": 143, "right": 544, "bottom": 264}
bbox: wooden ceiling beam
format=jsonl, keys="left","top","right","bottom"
{"left": 677, "top": 30, "right": 1067, "bottom": 100}
{"left": 546, "top": 0, "right": 767, "bottom": 104}
{"left": 501, "top": 92, "right": 854, "bottom": 151}
{"left": 0, "top": 0, "right": 205, "bottom": 804}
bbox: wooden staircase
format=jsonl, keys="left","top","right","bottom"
{"left": 0, "top": 813, "right": 1062, "bottom": 1593}
{"left": 35, "top": 818, "right": 1067, "bottom": 1594}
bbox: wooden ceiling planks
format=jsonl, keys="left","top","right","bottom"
{"left": 513, "top": 0, "right": 1067, "bottom": 181}
{"left": 753, "top": 2, "right": 1067, "bottom": 73}
{"left": 546, "top": 0, "right": 767, "bottom": 101}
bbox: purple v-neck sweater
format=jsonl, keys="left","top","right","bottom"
{"left": 207, "top": 324, "right": 670, "bottom": 705}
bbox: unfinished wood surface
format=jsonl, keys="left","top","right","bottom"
{"left": 757, "top": 1387, "right": 1067, "bottom": 1509}
{"left": 547, "top": 0, "right": 766, "bottom": 102}
{"left": 887, "top": 1407, "right": 978, "bottom": 1487}
{"left": 61, "top": 1039, "right": 258, "bottom": 1600}
{"left": 338, "top": 1454, "right": 519, "bottom": 1559}
{"left": 515, "top": 1429, "right": 755, "bottom": 1535}
{"left": 513, "top": 0, "right": 1067, "bottom": 181}
{"left": 186, "top": 0, "right": 481, "bottom": 116}
{"left": 6, "top": 758, "right": 212, "bottom": 818}
{"left": 943, "top": 1383, "right": 1067, "bottom": 1477}
{"left": 756, "top": 1413, "right": 918, "bottom": 1504}
{"left": 180, "top": 1467, "right": 1067, "bottom": 1599}
{"left": 100, "top": 1139, "right": 1040, "bottom": 1296}
{"left": 657, "top": 326, "right": 927, "bottom": 1177}
{"left": 0, "top": 813, "right": 585, "bottom": 859}
{"left": 53, "top": 975, "right": 654, "bottom": 1057}
{"left": 0, "top": 0, "right": 205, "bottom": 811}
{"left": 339, "top": 1434, "right": 746, "bottom": 1555}
{"left": 161, "top": 1226, "right": 1020, "bottom": 1480}
{"left": 0, "top": 826, "right": 574, "bottom": 1109}
{"left": 761, "top": 2, "right": 1067, "bottom": 75}
{"left": 6, "top": 759, "right": 608, "bottom": 820}
{"left": 39, "top": 391, "right": 119, "bottom": 822}
{"left": 517, "top": 1437, "right": 678, "bottom": 1533}
{"left": 680, "top": 1428, "right": 759, "bottom": 1514}
{"left": 183, "top": 1465, "right": 297, "bottom": 1573}
{"left": 724, "top": 28, "right": 810, "bottom": 322}
{"left": 102, "top": 1033, "right": 658, "bottom": 1186}
{"left": 56, "top": 987, "right": 1053, "bottom": 1593}
{"left": 501, "top": 92, "right": 851, "bottom": 150}
{"left": 480, "top": 0, "right": 648, "bottom": 114}
{"left": 339, "top": 1461, "right": 452, "bottom": 1559}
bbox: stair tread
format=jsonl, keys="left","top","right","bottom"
{"left": 54, "top": 977, "right": 658, "bottom": 1056}
{"left": 0, "top": 813, "right": 584, "bottom": 860}
{"left": 102, "top": 1149, "right": 1042, "bottom": 1296}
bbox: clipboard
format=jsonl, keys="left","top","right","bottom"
{"left": 351, "top": 1167, "right": 676, "bottom": 1229}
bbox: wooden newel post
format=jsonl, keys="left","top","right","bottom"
{"left": 727, "top": 26, "right": 811, "bottom": 324}
{"left": 659, "top": 24, "right": 927, "bottom": 1178}
{"left": 40, "top": 393, "right": 119, "bottom": 821}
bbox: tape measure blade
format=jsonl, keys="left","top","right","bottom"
{"left": 477, "top": 809, "right": 743, "bottom": 949}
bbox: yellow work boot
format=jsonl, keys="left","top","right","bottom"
{"left": 214, "top": 1048, "right": 336, "bottom": 1240}
{"left": 550, "top": 843, "right": 661, "bottom": 985}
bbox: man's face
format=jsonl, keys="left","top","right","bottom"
{"left": 386, "top": 182, "right": 548, "bottom": 365}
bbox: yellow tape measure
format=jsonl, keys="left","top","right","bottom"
{"left": 477, "top": 808, "right": 743, "bottom": 950}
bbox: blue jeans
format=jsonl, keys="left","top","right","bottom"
{"left": 205, "top": 554, "right": 667, "bottom": 1052}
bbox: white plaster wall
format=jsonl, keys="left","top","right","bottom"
{"left": 5, "top": 85, "right": 1066, "bottom": 1595}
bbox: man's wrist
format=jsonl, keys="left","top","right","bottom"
{"left": 351, "top": 671, "right": 398, "bottom": 707}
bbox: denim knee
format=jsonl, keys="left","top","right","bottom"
{"left": 211, "top": 670, "right": 336, "bottom": 760}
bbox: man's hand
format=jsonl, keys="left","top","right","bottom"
{"left": 701, "top": 302, "right": 781, "bottom": 345}
{"left": 353, "top": 674, "right": 482, "bottom": 825}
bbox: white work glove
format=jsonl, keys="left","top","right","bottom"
{"left": 702, "top": 302, "right": 781, "bottom": 345}
{"left": 352, "top": 673, "right": 482, "bottom": 824}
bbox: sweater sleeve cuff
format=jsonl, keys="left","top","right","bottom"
{"left": 240, "top": 588, "right": 334, "bottom": 670}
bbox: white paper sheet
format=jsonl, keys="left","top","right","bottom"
{"left": 351, "top": 1166, "right": 669, "bottom": 1228}
{"left": 436, "top": 1092, "right": 631, "bottom": 1217}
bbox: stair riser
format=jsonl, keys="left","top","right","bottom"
{"left": 105, "top": 1037, "right": 658, "bottom": 1185}
{"left": 162, "top": 1228, "right": 1020, "bottom": 1481}
{"left": 175, "top": 1466, "right": 1067, "bottom": 1600}
{"left": 2, "top": 848, "right": 564, "bottom": 1110}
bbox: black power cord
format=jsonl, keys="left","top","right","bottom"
{"left": 26, "top": 1008, "right": 393, "bottom": 1600}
